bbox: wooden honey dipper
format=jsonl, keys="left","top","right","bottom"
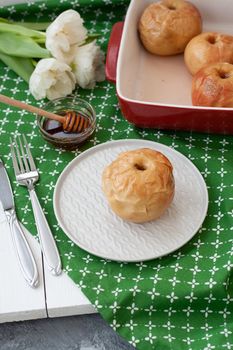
{"left": 0, "top": 94, "right": 90, "bottom": 133}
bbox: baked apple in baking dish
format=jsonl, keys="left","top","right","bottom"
{"left": 185, "top": 32, "right": 233, "bottom": 75}
{"left": 192, "top": 62, "right": 233, "bottom": 107}
{"left": 102, "top": 148, "right": 175, "bottom": 223}
{"left": 138, "top": 0, "right": 202, "bottom": 55}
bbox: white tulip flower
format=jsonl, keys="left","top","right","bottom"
{"left": 46, "top": 9, "right": 87, "bottom": 64}
{"left": 72, "top": 40, "right": 105, "bottom": 89}
{"left": 29, "top": 58, "right": 76, "bottom": 100}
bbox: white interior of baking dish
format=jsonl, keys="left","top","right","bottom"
{"left": 117, "top": 0, "right": 233, "bottom": 108}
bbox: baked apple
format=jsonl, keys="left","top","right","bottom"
{"left": 102, "top": 148, "right": 174, "bottom": 223}
{"left": 185, "top": 32, "right": 233, "bottom": 75}
{"left": 138, "top": 0, "right": 202, "bottom": 56}
{"left": 192, "top": 62, "right": 233, "bottom": 107}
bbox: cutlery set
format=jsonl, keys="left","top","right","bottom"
{"left": 0, "top": 135, "right": 62, "bottom": 288}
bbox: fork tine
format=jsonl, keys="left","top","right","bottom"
{"left": 10, "top": 137, "right": 20, "bottom": 176}
{"left": 14, "top": 137, "right": 25, "bottom": 173}
{"left": 18, "top": 135, "right": 30, "bottom": 172}
{"left": 23, "top": 135, "right": 36, "bottom": 171}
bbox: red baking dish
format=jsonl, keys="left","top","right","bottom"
{"left": 105, "top": 0, "right": 233, "bottom": 134}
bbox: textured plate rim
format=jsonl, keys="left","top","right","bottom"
{"left": 53, "top": 139, "right": 209, "bottom": 262}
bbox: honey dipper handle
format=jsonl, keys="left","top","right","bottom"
{"left": 0, "top": 94, "right": 64, "bottom": 123}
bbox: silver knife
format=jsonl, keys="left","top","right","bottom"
{"left": 0, "top": 159, "right": 39, "bottom": 288}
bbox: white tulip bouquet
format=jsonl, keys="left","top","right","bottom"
{"left": 0, "top": 9, "right": 105, "bottom": 100}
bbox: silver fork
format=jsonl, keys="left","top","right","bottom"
{"left": 10, "top": 135, "right": 62, "bottom": 276}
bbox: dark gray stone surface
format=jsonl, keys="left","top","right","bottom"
{"left": 0, "top": 314, "right": 135, "bottom": 350}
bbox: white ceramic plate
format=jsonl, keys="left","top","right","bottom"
{"left": 53, "top": 139, "right": 208, "bottom": 262}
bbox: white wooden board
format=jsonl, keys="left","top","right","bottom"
{"left": 0, "top": 204, "right": 96, "bottom": 323}
{"left": 45, "top": 269, "right": 95, "bottom": 318}
{"left": 0, "top": 0, "right": 96, "bottom": 323}
{"left": 0, "top": 207, "right": 46, "bottom": 323}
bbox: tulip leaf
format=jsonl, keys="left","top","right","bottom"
{"left": 0, "top": 22, "right": 45, "bottom": 39}
{"left": 0, "top": 18, "right": 50, "bottom": 31}
{"left": 82, "top": 33, "right": 101, "bottom": 46}
{"left": 14, "top": 22, "right": 50, "bottom": 31}
{"left": 0, "top": 32, "right": 50, "bottom": 58}
{"left": 0, "top": 17, "right": 8, "bottom": 24}
{"left": 0, "top": 52, "right": 34, "bottom": 82}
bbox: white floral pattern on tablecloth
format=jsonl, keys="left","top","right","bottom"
{"left": 0, "top": 1, "right": 232, "bottom": 349}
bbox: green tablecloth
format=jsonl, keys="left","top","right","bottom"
{"left": 0, "top": 1, "right": 233, "bottom": 349}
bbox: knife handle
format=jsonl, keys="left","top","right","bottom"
{"left": 6, "top": 209, "right": 39, "bottom": 288}
{"left": 29, "top": 189, "right": 62, "bottom": 276}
